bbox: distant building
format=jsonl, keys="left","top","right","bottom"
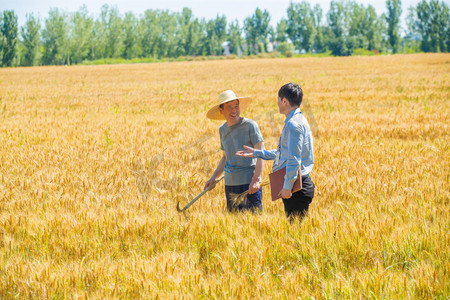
{"left": 222, "top": 41, "right": 231, "bottom": 56}
{"left": 222, "top": 41, "right": 279, "bottom": 56}
{"left": 222, "top": 41, "right": 244, "bottom": 56}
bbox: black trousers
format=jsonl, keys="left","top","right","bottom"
{"left": 282, "top": 175, "right": 315, "bottom": 219}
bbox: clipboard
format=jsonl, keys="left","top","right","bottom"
{"left": 268, "top": 167, "right": 302, "bottom": 201}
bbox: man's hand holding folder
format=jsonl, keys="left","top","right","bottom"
{"left": 268, "top": 167, "right": 302, "bottom": 201}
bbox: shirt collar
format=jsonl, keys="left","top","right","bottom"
{"left": 228, "top": 117, "right": 244, "bottom": 128}
{"left": 284, "top": 108, "right": 301, "bottom": 123}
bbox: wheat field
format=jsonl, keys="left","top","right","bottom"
{"left": 0, "top": 54, "right": 449, "bottom": 298}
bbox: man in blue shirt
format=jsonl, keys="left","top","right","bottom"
{"left": 204, "top": 90, "right": 265, "bottom": 212}
{"left": 236, "top": 83, "right": 315, "bottom": 220}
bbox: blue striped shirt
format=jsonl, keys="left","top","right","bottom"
{"left": 253, "top": 108, "right": 314, "bottom": 190}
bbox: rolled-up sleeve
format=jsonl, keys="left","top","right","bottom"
{"left": 254, "top": 149, "right": 277, "bottom": 160}
{"left": 283, "top": 121, "right": 303, "bottom": 190}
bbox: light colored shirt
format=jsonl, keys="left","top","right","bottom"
{"left": 253, "top": 108, "right": 314, "bottom": 190}
{"left": 220, "top": 117, "right": 264, "bottom": 186}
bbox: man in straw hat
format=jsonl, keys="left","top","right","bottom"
{"left": 236, "top": 83, "right": 315, "bottom": 222}
{"left": 204, "top": 90, "right": 265, "bottom": 212}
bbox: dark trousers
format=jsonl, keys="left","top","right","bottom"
{"left": 225, "top": 184, "right": 263, "bottom": 213}
{"left": 282, "top": 175, "right": 315, "bottom": 220}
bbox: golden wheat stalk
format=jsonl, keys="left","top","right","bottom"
{"left": 229, "top": 179, "right": 270, "bottom": 207}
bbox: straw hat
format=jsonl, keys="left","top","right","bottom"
{"left": 206, "top": 90, "right": 252, "bottom": 120}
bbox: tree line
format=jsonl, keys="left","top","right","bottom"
{"left": 0, "top": 0, "right": 449, "bottom": 67}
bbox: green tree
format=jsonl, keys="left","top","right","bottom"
{"left": 277, "top": 41, "right": 295, "bottom": 56}
{"left": 93, "top": 5, "right": 123, "bottom": 59}
{"left": 140, "top": 9, "right": 160, "bottom": 58}
{"left": 227, "top": 20, "right": 242, "bottom": 55}
{"left": 214, "top": 15, "right": 227, "bottom": 54}
{"left": 346, "top": 2, "right": 383, "bottom": 52}
{"left": 386, "top": 0, "right": 402, "bottom": 53}
{"left": 413, "top": 0, "right": 449, "bottom": 52}
{"left": 21, "top": 13, "right": 40, "bottom": 66}
{"left": 268, "top": 25, "right": 275, "bottom": 45}
{"left": 244, "top": 8, "right": 271, "bottom": 54}
{"left": 328, "top": 1, "right": 345, "bottom": 38}
{"left": 243, "top": 16, "right": 256, "bottom": 55}
{"left": 68, "top": 6, "right": 93, "bottom": 64}
{"left": 1, "top": 10, "right": 18, "bottom": 67}
{"left": 327, "top": 0, "right": 350, "bottom": 55}
{"left": 404, "top": 7, "right": 422, "bottom": 52}
{"left": 176, "top": 7, "right": 195, "bottom": 56}
{"left": 42, "top": 8, "right": 68, "bottom": 65}
{"left": 204, "top": 15, "right": 227, "bottom": 55}
{"left": 379, "top": 13, "right": 390, "bottom": 52}
{"left": 157, "top": 10, "right": 177, "bottom": 58}
{"left": 186, "top": 18, "right": 204, "bottom": 56}
{"left": 275, "top": 19, "right": 288, "bottom": 43}
{"left": 122, "top": 12, "right": 138, "bottom": 59}
{"left": 92, "top": 14, "right": 106, "bottom": 59}
{"left": 348, "top": 2, "right": 369, "bottom": 49}
{"left": 286, "top": 1, "right": 316, "bottom": 52}
{"left": 105, "top": 6, "right": 124, "bottom": 58}
{"left": 313, "top": 4, "right": 325, "bottom": 52}
{"left": 255, "top": 8, "right": 271, "bottom": 53}
{"left": 366, "top": 5, "right": 383, "bottom": 51}
{"left": 205, "top": 19, "right": 219, "bottom": 55}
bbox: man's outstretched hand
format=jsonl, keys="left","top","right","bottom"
{"left": 235, "top": 145, "right": 256, "bottom": 158}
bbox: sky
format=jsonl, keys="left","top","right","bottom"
{"left": 0, "top": 0, "right": 441, "bottom": 28}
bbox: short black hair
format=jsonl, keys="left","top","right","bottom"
{"left": 278, "top": 83, "right": 303, "bottom": 107}
{"left": 219, "top": 99, "right": 239, "bottom": 109}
